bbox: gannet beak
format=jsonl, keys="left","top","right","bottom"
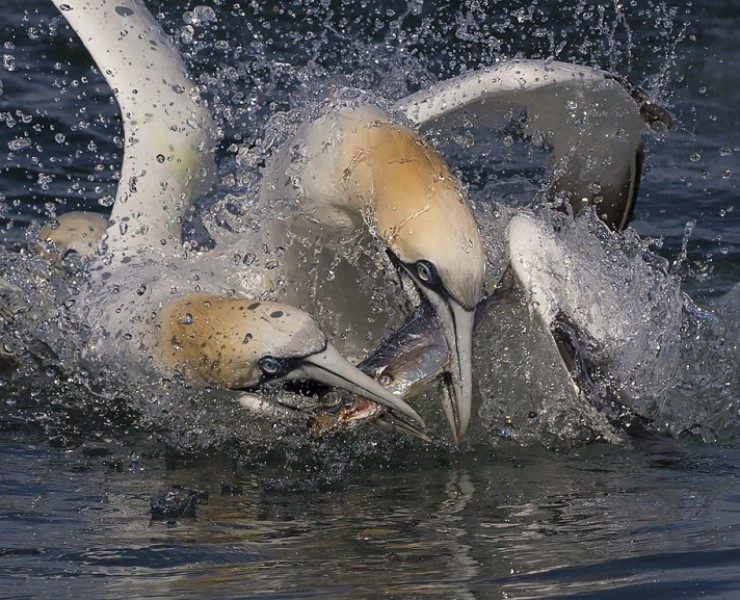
{"left": 421, "top": 291, "right": 475, "bottom": 442}
{"left": 296, "top": 343, "right": 426, "bottom": 430}
{"left": 375, "top": 412, "right": 433, "bottom": 443}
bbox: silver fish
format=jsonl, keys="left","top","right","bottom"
{"left": 313, "top": 271, "right": 512, "bottom": 440}
{"left": 311, "top": 304, "right": 444, "bottom": 441}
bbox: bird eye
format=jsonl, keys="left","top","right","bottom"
{"left": 62, "top": 249, "right": 81, "bottom": 260}
{"left": 259, "top": 356, "right": 285, "bottom": 378}
{"left": 415, "top": 260, "right": 437, "bottom": 285}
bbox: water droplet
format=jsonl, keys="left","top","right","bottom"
{"left": 180, "top": 312, "right": 194, "bottom": 325}
{"left": 180, "top": 25, "right": 195, "bottom": 44}
{"left": 183, "top": 6, "right": 216, "bottom": 25}
{"left": 3, "top": 54, "right": 16, "bottom": 72}
{"left": 8, "top": 137, "right": 31, "bottom": 151}
{"left": 689, "top": 152, "right": 701, "bottom": 162}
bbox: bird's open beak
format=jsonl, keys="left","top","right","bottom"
{"left": 420, "top": 291, "right": 475, "bottom": 442}
{"left": 374, "top": 410, "right": 433, "bottom": 442}
{"left": 296, "top": 343, "right": 426, "bottom": 430}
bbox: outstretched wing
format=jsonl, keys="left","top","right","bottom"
{"left": 51, "top": 0, "right": 216, "bottom": 258}
{"left": 395, "top": 59, "right": 671, "bottom": 231}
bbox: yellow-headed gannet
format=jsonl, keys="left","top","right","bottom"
{"left": 36, "top": 211, "right": 108, "bottom": 263}
{"left": 260, "top": 104, "right": 485, "bottom": 441}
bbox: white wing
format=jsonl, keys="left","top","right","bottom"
{"left": 506, "top": 213, "right": 651, "bottom": 438}
{"left": 51, "top": 0, "right": 216, "bottom": 258}
{"left": 395, "top": 59, "right": 670, "bottom": 231}
{"left": 507, "top": 213, "right": 612, "bottom": 342}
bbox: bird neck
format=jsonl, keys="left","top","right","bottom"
{"left": 53, "top": 0, "right": 216, "bottom": 263}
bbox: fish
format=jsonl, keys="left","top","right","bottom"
{"left": 312, "top": 270, "right": 514, "bottom": 440}
{"left": 311, "top": 303, "right": 444, "bottom": 442}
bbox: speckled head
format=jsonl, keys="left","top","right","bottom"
{"left": 155, "top": 293, "right": 424, "bottom": 427}
{"left": 157, "top": 294, "right": 325, "bottom": 388}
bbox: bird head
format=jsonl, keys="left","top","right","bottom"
{"left": 156, "top": 294, "right": 425, "bottom": 429}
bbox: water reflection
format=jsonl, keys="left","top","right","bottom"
{"left": 2, "top": 431, "right": 739, "bottom": 599}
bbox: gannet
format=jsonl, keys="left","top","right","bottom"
{"left": 259, "top": 104, "right": 485, "bottom": 442}
{"left": 505, "top": 212, "right": 656, "bottom": 439}
{"left": 36, "top": 211, "right": 108, "bottom": 263}
{"left": 258, "top": 58, "right": 669, "bottom": 440}
{"left": 49, "top": 0, "right": 424, "bottom": 430}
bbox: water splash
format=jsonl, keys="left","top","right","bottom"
{"left": 1, "top": 0, "right": 736, "bottom": 453}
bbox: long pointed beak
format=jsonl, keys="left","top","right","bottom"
{"left": 422, "top": 291, "right": 475, "bottom": 442}
{"left": 375, "top": 412, "right": 433, "bottom": 443}
{"left": 296, "top": 343, "right": 426, "bottom": 430}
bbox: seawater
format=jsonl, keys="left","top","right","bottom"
{"left": 1, "top": 1, "right": 739, "bottom": 598}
